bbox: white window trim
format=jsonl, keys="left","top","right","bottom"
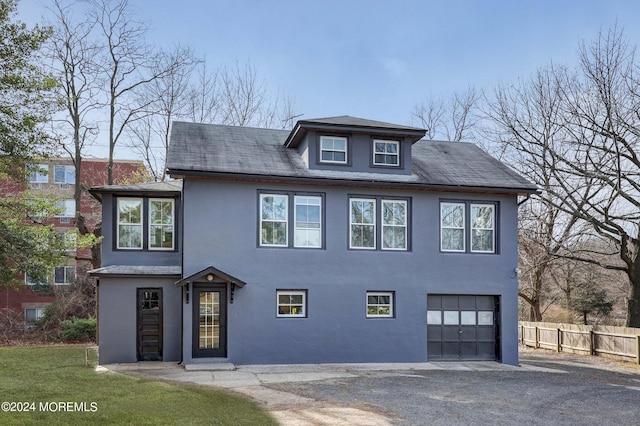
{"left": 349, "top": 198, "right": 377, "bottom": 250}
{"left": 54, "top": 164, "right": 75, "bottom": 184}
{"left": 293, "top": 195, "right": 322, "bottom": 248}
{"left": 440, "top": 202, "right": 466, "bottom": 252}
{"left": 53, "top": 266, "right": 75, "bottom": 285}
{"left": 470, "top": 203, "right": 496, "bottom": 253}
{"left": 54, "top": 198, "right": 75, "bottom": 218}
{"left": 260, "top": 194, "right": 289, "bottom": 247}
{"left": 373, "top": 140, "right": 400, "bottom": 166}
{"left": 276, "top": 290, "right": 307, "bottom": 318}
{"left": 366, "top": 291, "right": 394, "bottom": 318}
{"left": 27, "top": 163, "right": 49, "bottom": 183}
{"left": 319, "top": 136, "right": 348, "bottom": 164}
{"left": 381, "top": 199, "right": 407, "bottom": 251}
{"left": 117, "top": 197, "right": 144, "bottom": 250}
{"left": 148, "top": 198, "right": 175, "bottom": 251}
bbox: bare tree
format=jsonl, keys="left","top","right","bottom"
{"left": 92, "top": 0, "right": 192, "bottom": 184}
{"left": 413, "top": 87, "right": 481, "bottom": 141}
{"left": 47, "top": 0, "right": 104, "bottom": 268}
{"left": 488, "top": 26, "right": 640, "bottom": 327}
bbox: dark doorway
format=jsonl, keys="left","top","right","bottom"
{"left": 137, "top": 288, "right": 163, "bottom": 361}
{"left": 192, "top": 285, "right": 227, "bottom": 358}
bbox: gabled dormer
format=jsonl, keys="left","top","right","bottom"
{"left": 283, "top": 116, "right": 426, "bottom": 175}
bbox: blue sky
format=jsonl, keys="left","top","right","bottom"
{"left": 18, "top": 0, "right": 640, "bottom": 128}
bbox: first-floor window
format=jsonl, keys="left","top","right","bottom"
{"left": 350, "top": 197, "right": 410, "bottom": 251}
{"left": 260, "top": 194, "right": 288, "bottom": 246}
{"left": 276, "top": 290, "right": 307, "bottom": 318}
{"left": 366, "top": 291, "right": 394, "bottom": 318}
{"left": 54, "top": 266, "right": 76, "bottom": 285}
{"left": 117, "top": 198, "right": 143, "bottom": 249}
{"left": 25, "top": 307, "right": 46, "bottom": 326}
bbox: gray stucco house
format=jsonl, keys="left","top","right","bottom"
{"left": 90, "top": 116, "right": 536, "bottom": 366}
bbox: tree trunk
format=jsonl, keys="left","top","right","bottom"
{"left": 627, "top": 253, "right": 640, "bottom": 327}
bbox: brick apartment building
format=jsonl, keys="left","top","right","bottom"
{"left": 0, "top": 158, "right": 145, "bottom": 328}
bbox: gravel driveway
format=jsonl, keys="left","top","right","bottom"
{"left": 266, "top": 349, "right": 640, "bottom": 425}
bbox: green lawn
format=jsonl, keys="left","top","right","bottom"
{"left": 0, "top": 345, "right": 277, "bottom": 425}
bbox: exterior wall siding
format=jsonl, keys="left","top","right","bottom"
{"left": 180, "top": 179, "right": 520, "bottom": 365}
{"left": 97, "top": 277, "right": 181, "bottom": 364}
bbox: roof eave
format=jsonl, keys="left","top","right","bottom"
{"left": 167, "top": 168, "right": 538, "bottom": 195}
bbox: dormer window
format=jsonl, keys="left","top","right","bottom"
{"left": 373, "top": 140, "right": 400, "bottom": 167}
{"left": 320, "top": 136, "right": 347, "bottom": 164}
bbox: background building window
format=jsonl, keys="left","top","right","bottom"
{"left": 54, "top": 266, "right": 76, "bottom": 285}
{"left": 320, "top": 136, "right": 347, "bottom": 163}
{"left": 366, "top": 292, "right": 394, "bottom": 318}
{"left": 276, "top": 290, "right": 307, "bottom": 318}
{"left": 25, "top": 307, "right": 46, "bottom": 327}
{"left": 54, "top": 165, "right": 75, "bottom": 184}
{"left": 149, "top": 199, "right": 174, "bottom": 249}
{"left": 117, "top": 198, "right": 143, "bottom": 249}
{"left": 27, "top": 164, "right": 48, "bottom": 183}
{"left": 54, "top": 199, "right": 75, "bottom": 218}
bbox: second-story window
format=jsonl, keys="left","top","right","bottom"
{"left": 260, "top": 194, "right": 288, "bottom": 247}
{"left": 149, "top": 199, "right": 174, "bottom": 250}
{"left": 373, "top": 140, "right": 400, "bottom": 166}
{"left": 27, "top": 164, "right": 48, "bottom": 183}
{"left": 320, "top": 136, "right": 347, "bottom": 164}
{"left": 117, "top": 198, "right": 143, "bottom": 249}
{"left": 54, "top": 165, "right": 75, "bottom": 184}
{"left": 259, "top": 191, "right": 324, "bottom": 248}
{"left": 440, "top": 201, "right": 497, "bottom": 253}
{"left": 350, "top": 197, "right": 409, "bottom": 251}
{"left": 54, "top": 199, "right": 75, "bottom": 219}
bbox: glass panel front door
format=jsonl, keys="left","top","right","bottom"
{"left": 192, "top": 285, "right": 227, "bottom": 357}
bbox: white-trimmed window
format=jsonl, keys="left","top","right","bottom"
{"left": 260, "top": 194, "right": 288, "bottom": 247}
{"left": 373, "top": 140, "right": 400, "bottom": 166}
{"left": 440, "top": 201, "right": 497, "bottom": 253}
{"left": 54, "top": 198, "right": 75, "bottom": 218}
{"left": 25, "top": 307, "right": 46, "bottom": 326}
{"left": 149, "top": 199, "right": 174, "bottom": 250}
{"left": 320, "top": 136, "right": 347, "bottom": 164}
{"left": 294, "top": 196, "right": 321, "bottom": 248}
{"left": 27, "top": 164, "right": 48, "bottom": 183}
{"left": 117, "top": 198, "right": 143, "bottom": 249}
{"left": 25, "top": 273, "right": 48, "bottom": 286}
{"left": 366, "top": 292, "right": 394, "bottom": 318}
{"left": 276, "top": 290, "right": 307, "bottom": 318}
{"left": 350, "top": 198, "right": 376, "bottom": 249}
{"left": 441, "top": 202, "right": 465, "bottom": 252}
{"left": 54, "top": 165, "right": 75, "bottom": 184}
{"left": 382, "top": 200, "right": 407, "bottom": 250}
{"left": 471, "top": 204, "right": 495, "bottom": 253}
{"left": 54, "top": 266, "right": 75, "bottom": 285}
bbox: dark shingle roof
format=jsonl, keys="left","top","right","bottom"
{"left": 298, "top": 115, "right": 424, "bottom": 131}
{"left": 89, "top": 265, "right": 181, "bottom": 277}
{"left": 89, "top": 180, "right": 182, "bottom": 199}
{"left": 167, "top": 121, "right": 536, "bottom": 194}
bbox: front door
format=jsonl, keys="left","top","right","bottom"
{"left": 192, "top": 285, "right": 227, "bottom": 357}
{"left": 137, "top": 288, "right": 163, "bottom": 361}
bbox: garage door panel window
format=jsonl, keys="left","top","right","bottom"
{"left": 427, "top": 310, "right": 442, "bottom": 324}
{"left": 460, "top": 311, "right": 476, "bottom": 325}
{"left": 443, "top": 311, "right": 459, "bottom": 324}
{"left": 478, "top": 311, "right": 494, "bottom": 325}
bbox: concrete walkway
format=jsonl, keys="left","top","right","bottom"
{"left": 100, "top": 360, "right": 560, "bottom": 425}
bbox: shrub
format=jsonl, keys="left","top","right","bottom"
{"left": 59, "top": 317, "right": 96, "bottom": 342}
